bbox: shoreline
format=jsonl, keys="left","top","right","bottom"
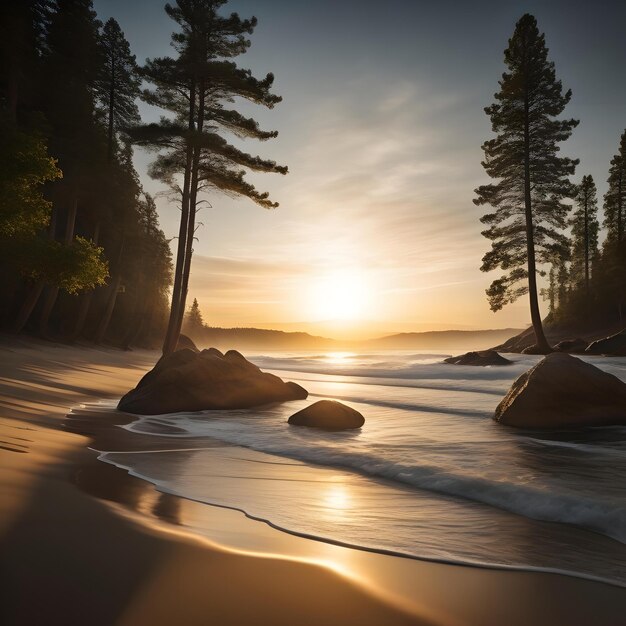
{"left": 1, "top": 337, "right": 625, "bottom": 625}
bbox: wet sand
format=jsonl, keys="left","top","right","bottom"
{"left": 0, "top": 335, "right": 624, "bottom": 625}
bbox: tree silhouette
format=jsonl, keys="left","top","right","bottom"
{"left": 95, "top": 18, "right": 141, "bottom": 162}
{"left": 131, "top": 0, "right": 286, "bottom": 356}
{"left": 570, "top": 175, "right": 599, "bottom": 296}
{"left": 184, "top": 297, "right": 204, "bottom": 335}
{"left": 603, "top": 131, "right": 626, "bottom": 246}
{"left": 475, "top": 13, "right": 578, "bottom": 353}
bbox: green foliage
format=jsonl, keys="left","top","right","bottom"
{"left": 475, "top": 14, "right": 578, "bottom": 313}
{"left": 30, "top": 236, "right": 108, "bottom": 293}
{"left": 0, "top": 117, "right": 61, "bottom": 238}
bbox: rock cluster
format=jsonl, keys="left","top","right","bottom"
{"left": 118, "top": 348, "right": 308, "bottom": 415}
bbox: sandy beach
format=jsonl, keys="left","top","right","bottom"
{"left": 1, "top": 336, "right": 625, "bottom": 626}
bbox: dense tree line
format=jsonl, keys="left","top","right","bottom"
{"left": 477, "top": 14, "right": 626, "bottom": 349}
{"left": 0, "top": 0, "right": 172, "bottom": 347}
{"left": 548, "top": 131, "right": 626, "bottom": 330}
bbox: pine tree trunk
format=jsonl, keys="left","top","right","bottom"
{"left": 523, "top": 81, "right": 550, "bottom": 353}
{"left": 162, "top": 80, "right": 197, "bottom": 356}
{"left": 13, "top": 282, "right": 44, "bottom": 333}
{"left": 39, "top": 194, "right": 78, "bottom": 338}
{"left": 14, "top": 204, "right": 59, "bottom": 334}
{"left": 94, "top": 236, "right": 125, "bottom": 344}
{"left": 108, "top": 58, "right": 115, "bottom": 163}
{"left": 584, "top": 195, "right": 589, "bottom": 296}
{"left": 94, "top": 275, "right": 122, "bottom": 344}
{"left": 69, "top": 221, "right": 101, "bottom": 341}
{"left": 173, "top": 80, "right": 205, "bottom": 348}
{"left": 618, "top": 172, "right": 623, "bottom": 244}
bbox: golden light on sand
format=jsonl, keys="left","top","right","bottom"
{"left": 306, "top": 269, "right": 370, "bottom": 321}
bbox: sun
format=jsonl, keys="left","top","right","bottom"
{"left": 307, "top": 269, "right": 370, "bottom": 321}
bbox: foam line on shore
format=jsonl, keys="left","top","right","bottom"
{"left": 98, "top": 450, "right": 626, "bottom": 589}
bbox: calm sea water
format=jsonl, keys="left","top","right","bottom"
{"left": 100, "top": 351, "right": 626, "bottom": 586}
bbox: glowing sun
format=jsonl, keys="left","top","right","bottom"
{"left": 307, "top": 270, "right": 370, "bottom": 321}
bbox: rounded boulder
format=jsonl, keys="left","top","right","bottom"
{"left": 288, "top": 400, "right": 365, "bottom": 431}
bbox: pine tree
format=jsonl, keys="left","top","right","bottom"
{"left": 603, "top": 130, "right": 626, "bottom": 245}
{"left": 570, "top": 175, "right": 599, "bottom": 295}
{"left": 475, "top": 14, "right": 578, "bottom": 352}
{"left": 184, "top": 297, "right": 204, "bottom": 335}
{"left": 95, "top": 18, "right": 141, "bottom": 162}
{"left": 131, "top": 0, "right": 286, "bottom": 355}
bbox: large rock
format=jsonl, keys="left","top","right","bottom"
{"left": 118, "top": 348, "right": 308, "bottom": 415}
{"left": 288, "top": 400, "right": 365, "bottom": 431}
{"left": 554, "top": 338, "right": 588, "bottom": 353}
{"left": 444, "top": 350, "right": 511, "bottom": 366}
{"left": 494, "top": 353, "right": 626, "bottom": 428}
{"left": 585, "top": 329, "right": 626, "bottom": 356}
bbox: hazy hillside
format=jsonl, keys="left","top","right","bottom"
{"left": 368, "top": 328, "right": 525, "bottom": 351}
{"left": 189, "top": 327, "right": 341, "bottom": 351}
{"left": 186, "top": 326, "right": 524, "bottom": 352}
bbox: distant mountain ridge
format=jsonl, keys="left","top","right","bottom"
{"left": 185, "top": 325, "right": 525, "bottom": 352}
{"left": 370, "top": 328, "right": 524, "bottom": 350}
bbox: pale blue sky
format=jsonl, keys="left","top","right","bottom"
{"left": 94, "top": 0, "right": 626, "bottom": 337}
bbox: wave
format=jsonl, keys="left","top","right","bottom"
{"left": 125, "top": 414, "right": 626, "bottom": 545}
{"left": 250, "top": 356, "right": 533, "bottom": 383}
{"left": 99, "top": 449, "right": 626, "bottom": 588}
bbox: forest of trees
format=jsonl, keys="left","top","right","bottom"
{"left": 0, "top": 0, "right": 173, "bottom": 348}
{"left": 0, "top": 0, "right": 284, "bottom": 352}
{"left": 477, "top": 14, "right": 626, "bottom": 351}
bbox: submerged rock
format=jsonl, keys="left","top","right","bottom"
{"left": 288, "top": 400, "right": 365, "bottom": 431}
{"left": 554, "top": 338, "right": 588, "bottom": 353}
{"left": 444, "top": 350, "right": 512, "bottom": 366}
{"left": 495, "top": 353, "right": 626, "bottom": 428}
{"left": 585, "top": 329, "right": 626, "bottom": 356}
{"left": 118, "top": 348, "right": 308, "bottom": 415}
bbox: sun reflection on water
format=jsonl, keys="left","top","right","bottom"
{"left": 322, "top": 352, "right": 356, "bottom": 365}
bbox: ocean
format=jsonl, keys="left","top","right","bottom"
{"left": 96, "top": 351, "right": 626, "bottom": 586}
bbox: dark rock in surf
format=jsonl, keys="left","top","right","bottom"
{"left": 495, "top": 353, "right": 626, "bottom": 428}
{"left": 585, "top": 329, "right": 626, "bottom": 356}
{"left": 444, "top": 350, "right": 512, "bottom": 366}
{"left": 288, "top": 400, "right": 365, "bottom": 431}
{"left": 554, "top": 338, "right": 588, "bottom": 353}
{"left": 118, "top": 347, "right": 308, "bottom": 415}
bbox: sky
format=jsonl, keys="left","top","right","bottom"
{"left": 93, "top": 0, "right": 626, "bottom": 339}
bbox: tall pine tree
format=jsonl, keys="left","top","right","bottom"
{"left": 132, "top": 0, "right": 286, "bottom": 355}
{"left": 570, "top": 175, "right": 599, "bottom": 295}
{"left": 95, "top": 18, "right": 141, "bottom": 162}
{"left": 603, "top": 130, "right": 626, "bottom": 245}
{"left": 475, "top": 14, "right": 578, "bottom": 352}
